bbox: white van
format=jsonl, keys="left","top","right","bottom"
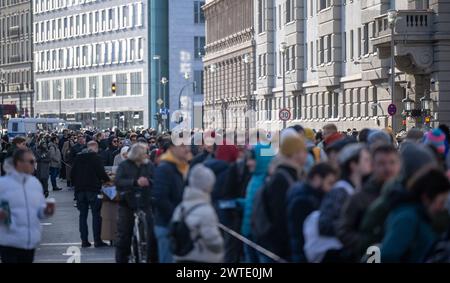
{"left": 7, "top": 118, "right": 66, "bottom": 139}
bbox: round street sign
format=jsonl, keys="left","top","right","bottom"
{"left": 388, "top": 104, "right": 397, "bottom": 116}
{"left": 279, "top": 108, "right": 291, "bottom": 121}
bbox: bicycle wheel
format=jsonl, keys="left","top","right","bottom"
{"left": 137, "top": 212, "right": 149, "bottom": 263}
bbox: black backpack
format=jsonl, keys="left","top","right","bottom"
{"left": 251, "top": 168, "right": 295, "bottom": 243}
{"left": 169, "top": 203, "right": 206, "bottom": 257}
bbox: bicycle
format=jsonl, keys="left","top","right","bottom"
{"left": 126, "top": 188, "right": 152, "bottom": 263}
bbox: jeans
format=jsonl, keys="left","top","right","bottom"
{"left": 115, "top": 204, "right": 157, "bottom": 263}
{"left": 49, "top": 167, "right": 59, "bottom": 189}
{"left": 76, "top": 191, "right": 102, "bottom": 243}
{"left": 0, "top": 246, "right": 35, "bottom": 263}
{"left": 38, "top": 177, "right": 49, "bottom": 195}
{"left": 154, "top": 225, "right": 173, "bottom": 263}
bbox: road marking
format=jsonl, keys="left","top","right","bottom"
{"left": 41, "top": 223, "right": 53, "bottom": 226}
{"left": 40, "top": 242, "right": 81, "bottom": 246}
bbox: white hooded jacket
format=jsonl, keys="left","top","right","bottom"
{"left": 172, "top": 187, "right": 224, "bottom": 263}
{"left": 0, "top": 168, "right": 48, "bottom": 250}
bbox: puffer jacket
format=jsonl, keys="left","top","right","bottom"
{"left": 172, "top": 187, "right": 224, "bottom": 263}
{"left": 0, "top": 169, "right": 48, "bottom": 250}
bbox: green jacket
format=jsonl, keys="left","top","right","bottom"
{"left": 381, "top": 203, "right": 437, "bottom": 263}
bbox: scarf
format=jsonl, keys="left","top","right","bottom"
{"left": 160, "top": 150, "right": 189, "bottom": 178}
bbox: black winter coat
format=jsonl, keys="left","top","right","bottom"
{"left": 71, "top": 150, "right": 110, "bottom": 192}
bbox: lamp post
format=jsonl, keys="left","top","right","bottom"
{"left": 280, "top": 42, "right": 288, "bottom": 129}
{"left": 387, "top": 10, "right": 398, "bottom": 131}
{"left": 178, "top": 72, "right": 196, "bottom": 128}
{"left": 161, "top": 77, "right": 168, "bottom": 131}
{"left": 243, "top": 54, "right": 251, "bottom": 134}
{"left": 209, "top": 63, "right": 217, "bottom": 128}
{"left": 57, "top": 84, "right": 62, "bottom": 119}
{"left": 153, "top": 55, "right": 162, "bottom": 116}
{"left": 92, "top": 83, "right": 97, "bottom": 129}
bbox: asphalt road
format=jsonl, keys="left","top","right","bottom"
{"left": 34, "top": 180, "right": 115, "bottom": 263}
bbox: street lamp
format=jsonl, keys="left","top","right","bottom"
{"left": 420, "top": 95, "right": 433, "bottom": 112}
{"left": 57, "top": 84, "right": 62, "bottom": 119}
{"left": 280, "top": 42, "right": 288, "bottom": 129}
{"left": 387, "top": 9, "right": 398, "bottom": 131}
{"left": 178, "top": 73, "right": 196, "bottom": 128}
{"left": 92, "top": 83, "right": 97, "bottom": 128}
{"left": 153, "top": 55, "right": 162, "bottom": 124}
{"left": 402, "top": 96, "right": 415, "bottom": 112}
{"left": 209, "top": 63, "right": 217, "bottom": 128}
{"left": 243, "top": 54, "right": 252, "bottom": 134}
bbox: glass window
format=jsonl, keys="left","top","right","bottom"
{"left": 102, "top": 74, "right": 112, "bottom": 97}
{"left": 116, "top": 73, "right": 127, "bottom": 96}
{"left": 76, "top": 77, "right": 86, "bottom": 98}
{"left": 194, "top": 1, "right": 205, "bottom": 24}
{"left": 130, "top": 72, "right": 141, "bottom": 96}
{"left": 53, "top": 79, "right": 61, "bottom": 100}
{"left": 194, "top": 70, "right": 204, "bottom": 94}
{"left": 194, "top": 36, "right": 205, "bottom": 58}
{"left": 64, "top": 78, "right": 73, "bottom": 99}
{"left": 89, "top": 76, "right": 99, "bottom": 98}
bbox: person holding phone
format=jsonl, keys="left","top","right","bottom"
{"left": 0, "top": 149, "right": 55, "bottom": 263}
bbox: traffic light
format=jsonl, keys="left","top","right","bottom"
{"left": 425, "top": 116, "right": 431, "bottom": 124}
{"left": 111, "top": 82, "right": 117, "bottom": 94}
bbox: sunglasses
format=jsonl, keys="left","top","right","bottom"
{"left": 149, "top": 140, "right": 156, "bottom": 144}
{"left": 112, "top": 140, "right": 118, "bottom": 143}
{"left": 23, "top": 159, "right": 36, "bottom": 165}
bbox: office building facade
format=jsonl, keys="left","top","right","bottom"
{"left": 168, "top": 0, "right": 205, "bottom": 130}
{"left": 33, "top": 0, "right": 148, "bottom": 129}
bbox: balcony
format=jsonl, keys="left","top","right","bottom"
{"left": 371, "top": 10, "right": 434, "bottom": 74}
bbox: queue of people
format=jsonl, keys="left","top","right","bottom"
{"left": 1, "top": 124, "right": 450, "bottom": 263}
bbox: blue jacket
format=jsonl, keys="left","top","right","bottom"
{"left": 152, "top": 161, "right": 185, "bottom": 227}
{"left": 241, "top": 144, "right": 274, "bottom": 237}
{"left": 287, "top": 182, "right": 324, "bottom": 262}
{"left": 381, "top": 203, "right": 437, "bottom": 263}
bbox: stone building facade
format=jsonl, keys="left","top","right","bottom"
{"left": 252, "top": 0, "right": 450, "bottom": 132}
{"left": 203, "top": 0, "right": 256, "bottom": 130}
{"left": 0, "top": 0, "right": 34, "bottom": 119}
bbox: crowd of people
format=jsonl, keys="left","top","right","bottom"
{"left": 0, "top": 123, "right": 450, "bottom": 263}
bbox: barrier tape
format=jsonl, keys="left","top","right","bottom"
{"left": 217, "top": 223, "right": 288, "bottom": 263}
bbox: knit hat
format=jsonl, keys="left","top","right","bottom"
{"left": 367, "top": 130, "right": 391, "bottom": 147}
{"left": 280, "top": 134, "right": 306, "bottom": 157}
{"left": 188, "top": 164, "right": 216, "bottom": 193}
{"left": 304, "top": 128, "right": 315, "bottom": 142}
{"left": 424, "top": 128, "right": 446, "bottom": 154}
{"left": 324, "top": 132, "right": 345, "bottom": 148}
{"left": 338, "top": 143, "right": 366, "bottom": 166}
{"left": 215, "top": 141, "right": 239, "bottom": 163}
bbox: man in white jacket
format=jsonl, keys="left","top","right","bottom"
{"left": 0, "top": 149, "right": 55, "bottom": 263}
{"left": 171, "top": 164, "right": 224, "bottom": 263}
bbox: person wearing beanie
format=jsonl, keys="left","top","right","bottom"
{"left": 171, "top": 164, "right": 224, "bottom": 263}
{"left": 311, "top": 143, "right": 372, "bottom": 262}
{"left": 367, "top": 130, "right": 391, "bottom": 150}
{"left": 303, "top": 128, "right": 328, "bottom": 174}
{"left": 424, "top": 128, "right": 446, "bottom": 155}
{"left": 254, "top": 133, "right": 308, "bottom": 262}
